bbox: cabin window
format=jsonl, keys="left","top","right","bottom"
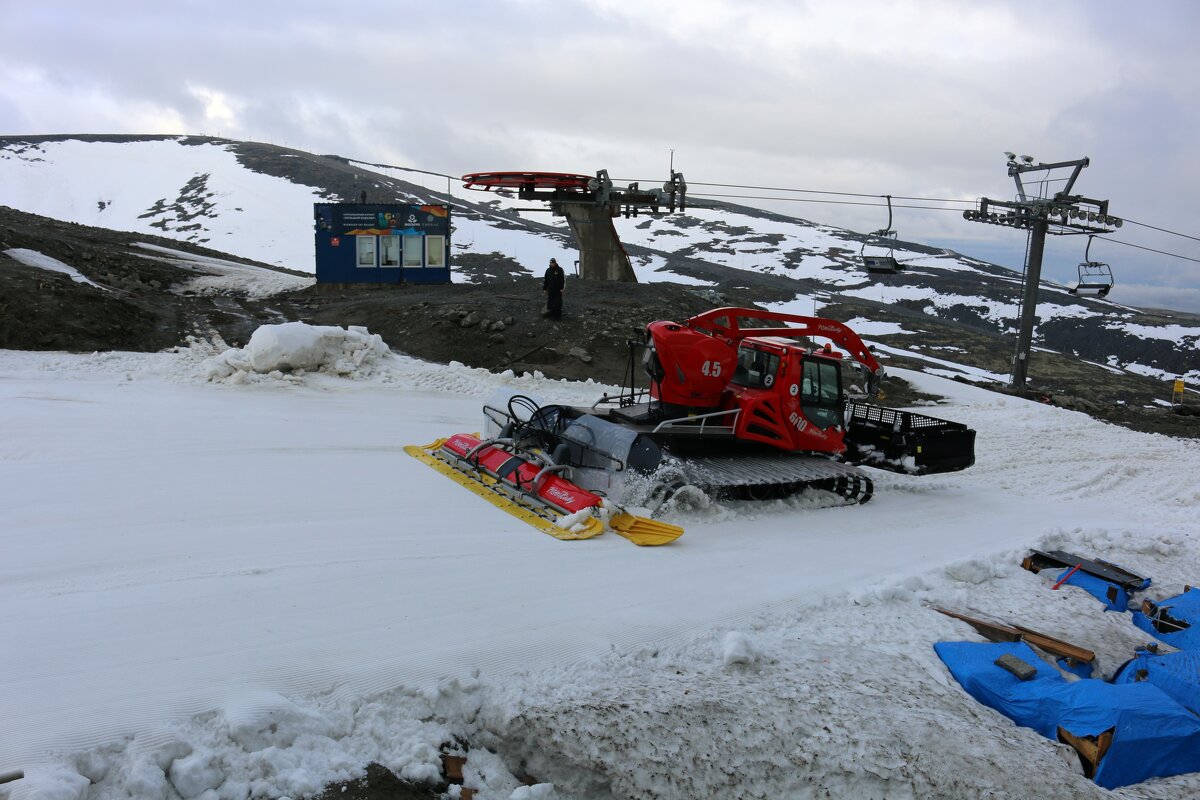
{"left": 732, "top": 347, "right": 780, "bottom": 389}
{"left": 356, "top": 236, "right": 377, "bottom": 268}
{"left": 425, "top": 235, "right": 446, "bottom": 268}
{"left": 380, "top": 235, "right": 400, "bottom": 267}
{"left": 403, "top": 235, "right": 424, "bottom": 267}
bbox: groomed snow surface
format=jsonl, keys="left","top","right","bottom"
{"left": 2, "top": 324, "right": 1199, "bottom": 800}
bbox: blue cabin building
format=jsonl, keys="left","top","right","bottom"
{"left": 313, "top": 203, "right": 451, "bottom": 284}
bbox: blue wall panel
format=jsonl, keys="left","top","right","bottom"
{"left": 314, "top": 203, "right": 451, "bottom": 284}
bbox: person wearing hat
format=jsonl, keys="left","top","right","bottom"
{"left": 542, "top": 257, "right": 566, "bottom": 319}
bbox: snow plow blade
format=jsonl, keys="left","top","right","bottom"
{"left": 607, "top": 512, "right": 684, "bottom": 546}
{"left": 404, "top": 440, "right": 604, "bottom": 541}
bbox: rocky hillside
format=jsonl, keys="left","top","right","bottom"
{"left": 2, "top": 203, "right": 1196, "bottom": 439}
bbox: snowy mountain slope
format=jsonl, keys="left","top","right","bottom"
{"left": 1, "top": 337, "right": 1198, "bottom": 798}
{"left": 0, "top": 137, "right": 329, "bottom": 269}
{"left": 1, "top": 134, "right": 1197, "bottom": 385}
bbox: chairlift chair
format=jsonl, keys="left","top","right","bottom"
{"left": 1068, "top": 235, "right": 1115, "bottom": 298}
{"left": 860, "top": 195, "right": 903, "bottom": 275}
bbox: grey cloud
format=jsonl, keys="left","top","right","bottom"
{"left": 2, "top": 0, "right": 1199, "bottom": 310}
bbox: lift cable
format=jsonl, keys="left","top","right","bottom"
{"left": 1121, "top": 219, "right": 1200, "bottom": 244}
{"left": 377, "top": 165, "right": 1200, "bottom": 258}
{"left": 618, "top": 175, "right": 1200, "bottom": 245}
{"left": 454, "top": 171, "right": 1200, "bottom": 245}
{"left": 1094, "top": 237, "right": 1200, "bottom": 265}
{"left": 358, "top": 161, "right": 460, "bottom": 181}
{"left": 685, "top": 192, "right": 1200, "bottom": 265}
{"left": 687, "top": 191, "right": 969, "bottom": 212}
{"left": 615, "top": 177, "right": 976, "bottom": 206}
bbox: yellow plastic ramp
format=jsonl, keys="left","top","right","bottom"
{"left": 608, "top": 512, "right": 685, "bottom": 546}
{"left": 404, "top": 440, "right": 604, "bottom": 541}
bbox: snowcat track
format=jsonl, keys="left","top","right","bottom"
{"left": 673, "top": 455, "right": 874, "bottom": 505}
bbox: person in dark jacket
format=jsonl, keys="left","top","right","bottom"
{"left": 543, "top": 258, "right": 566, "bottom": 319}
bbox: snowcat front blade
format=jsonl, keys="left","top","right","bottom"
{"left": 404, "top": 440, "right": 604, "bottom": 541}
{"left": 607, "top": 512, "right": 685, "bottom": 546}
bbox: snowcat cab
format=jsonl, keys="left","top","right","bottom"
{"left": 726, "top": 337, "right": 848, "bottom": 453}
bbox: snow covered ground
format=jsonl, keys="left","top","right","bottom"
{"left": 2, "top": 328, "right": 1199, "bottom": 799}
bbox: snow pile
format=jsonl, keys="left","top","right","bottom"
{"left": 720, "top": 631, "right": 761, "bottom": 666}
{"left": 203, "top": 322, "right": 391, "bottom": 382}
{"left": 3, "top": 247, "right": 109, "bottom": 290}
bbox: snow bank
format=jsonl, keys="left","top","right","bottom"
{"left": 3, "top": 248, "right": 109, "bottom": 290}
{"left": 203, "top": 322, "right": 391, "bottom": 381}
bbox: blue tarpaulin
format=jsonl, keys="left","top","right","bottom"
{"left": 935, "top": 640, "right": 1200, "bottom": 789}
{"left": 1054, "top": 568, "right": 1135, "bottom": 612}
{"left": 1112, "top": 649, "right": 1200, "bottom": 716}
{"left": 1131, "top": 587, "right": 1200, "bottom": 650}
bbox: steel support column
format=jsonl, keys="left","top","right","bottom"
{"left": 1011, "top": 218, "right": 1049, "bottom": 390}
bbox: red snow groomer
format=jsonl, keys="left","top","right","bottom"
{"left": 408, "top": 308, "right": 976, "bottom": 545}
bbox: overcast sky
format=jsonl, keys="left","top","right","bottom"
{"left": 4, "top": 0, "right": 1200, "bottom": 313}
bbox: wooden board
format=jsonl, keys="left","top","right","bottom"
{"left": 935, "top": 608, "right": 1095, "bottom": 664}
{"left": 1057, "top": 726, "right": 1114, "bottom": 778}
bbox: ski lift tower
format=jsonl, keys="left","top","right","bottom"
{"left": 963, "top": 154, "right": 1122, "bottom": 390}
{"left": 461, "top": 169, "right": 687, "bottom": 282}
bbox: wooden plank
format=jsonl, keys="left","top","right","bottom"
{"left": 935, "top": 608, "right": 1020, "bottom": 642}
{"left": 441, "top": 753, "right": 466, "bottom": 783}
{"left": 1057, "top": 726, "right": 1114, "bottom": 778}
{"left": 934, "top": 608, "right": 1096, "bottom": 663}
{"left": 1013, "top": 626, "right": 1096, "bottom": 664}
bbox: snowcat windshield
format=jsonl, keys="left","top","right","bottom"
{"left": 732, "top": 346, "right": 781, "bottom": 389}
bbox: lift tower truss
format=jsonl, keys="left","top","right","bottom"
{"left": 963, "top": 155, "right": 1121, "bottom": 390}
